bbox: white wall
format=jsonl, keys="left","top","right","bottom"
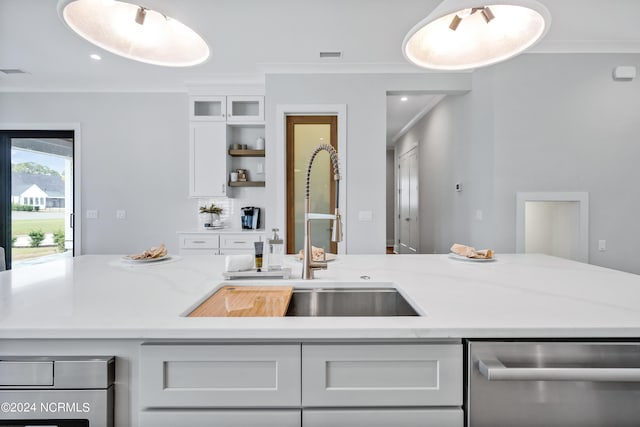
{"left": 265, "top": 73, "right": 471, "bottom": 254}
{"left": 490, "top": 53, "right": 640, "bottom": 274}
{"left": 0, "top": 73, "right": 471, "bottom": 256}
{"left": 396, "top": 90, "right": 493, "bottom": 254}
{"left": 395, "top": 53, "right": 640, "bottom": 274}
{"left": 525, "top": 201, "right": 581, "bottom": 260}
{"left": 0, "top": 92, "right": 197, "bottom": 254}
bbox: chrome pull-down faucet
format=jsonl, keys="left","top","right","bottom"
{"left": 302, "top": 144, "right": 342, "bottom": 279}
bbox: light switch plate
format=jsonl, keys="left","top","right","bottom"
{"left": 358, "top": 210, "right": 373, "bottom": 221}
{"left": 116, "top": 210, "right": 126, "bottom": 220}
{"left": 86, "top": 209, "right": 99, "bottom": 219}
{"left": 598, "top": 240, "right": 606, "bottom": 251}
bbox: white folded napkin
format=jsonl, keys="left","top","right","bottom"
{"left": 224, "top": 254, "right": 254, "bottom": 272}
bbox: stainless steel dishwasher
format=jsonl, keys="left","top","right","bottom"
{"left": 466, "top": 341, "right": 640, "bottom": 426}
{"left": 0, "top": 356, "right": 114, "bottom": 427}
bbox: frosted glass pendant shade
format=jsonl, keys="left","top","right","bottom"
{"left": 58, "top": 0, "right": 210, "bottom": 67}
{"left": 402, "top": 0, "right": 551, "bottom": 70}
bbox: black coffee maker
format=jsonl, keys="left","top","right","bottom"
{"left": 241, "top": 206, "right": 261, "bottom": 229}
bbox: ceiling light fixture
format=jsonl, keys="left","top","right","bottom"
{"left": 402, "top": 0, "right": 551, "bottom": 70}
{"left": 90, "top": 53, "right": 102, "bottom": 60}
{"left": 57, "top": 0, "right": 210, "bottom": 67}
{"left": 401, "top": 96, "right": 408, "bottom": 101}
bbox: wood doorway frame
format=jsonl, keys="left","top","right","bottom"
{"left": 286, "top": 115, "right": 338, "bottom": 254}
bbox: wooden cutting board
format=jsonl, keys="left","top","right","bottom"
{"left": 188, "top": 286, "right": 294, "bottom": 317}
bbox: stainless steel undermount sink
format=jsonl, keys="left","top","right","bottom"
{"left": 285, "top": 287, "right": 419, "bottom": 317}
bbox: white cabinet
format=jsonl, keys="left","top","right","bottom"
{"left": 227, "top": 96, "right": 264, "bottom": 122}
{"left": 189, "top": 122, "right": 228, "bottom": 197}
{"left": 141, "top": 410, "right": 301, "bottom": 427}
{"left": 178, "top": 234, "right": 220, "bottom": 255}
{"left": 190, "top": 95, "right": 264, "bottom": 123}
{"left": 139, "top": 344, "right": 301, "bottom": 408}
{"left": 302, "top": 343, "right": 462, "bottom": 407}
{"left": 188, "top": 94, "right": 265, "bottom": 197}
{"left": 178, "top": 232, "right": 263, "bottom": 255}
{"left": 219, "top": 233, "right": 263, "bottom": 255}
{"left": 303, "top": 408, "right": 463, "bottom": 427}
{"left": 139, "top": 342, "right": 463, "bottom": 427}
{"left": 190, "top": 96, "right": 227, "bottom": 121}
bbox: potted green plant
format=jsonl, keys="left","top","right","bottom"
{"left": 198, "top": 203, "right": 223, "bottom": 229}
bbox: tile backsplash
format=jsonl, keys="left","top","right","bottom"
{"left": 197, "top": 196, "right": 265, "bottom": 230}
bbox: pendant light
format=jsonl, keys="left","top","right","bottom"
{"left": 402, "top": 0, "right": 551, "bottom": 70}
{"left": 57, "top": 0, "right": 210, "bottom": 67}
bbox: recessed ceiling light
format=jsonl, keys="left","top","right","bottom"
{"left": 402, "top": 0, "right": 551, "bottom": 70}
{"left": 401, "top": 96, "right": 408, "bottom": 102}
{"left": 90, "top": 53, "right": 102, "bottom": 61}
{"left": 58, "top": 0, "right": 210, "bottom": 67}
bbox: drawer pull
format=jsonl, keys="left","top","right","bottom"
{"left": 233, "top": 241, "right": 246, "bottom": 244}
{"left": 192, "top": 240, "right": 206, "bottom": 244}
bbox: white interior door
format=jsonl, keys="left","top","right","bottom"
{"left": 398, "top": 148, "right": 419, "bottom": 254}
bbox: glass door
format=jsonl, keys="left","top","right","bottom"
{"left": 0, "top": 130, "right": 75, "bottom": 269}
{"left": 285, "top": 116, "right": 338, "bottom": 255}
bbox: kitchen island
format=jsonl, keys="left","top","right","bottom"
{"left": 1, "top": 253, "right": 639, "bottom": 339}
{"left": 1, "top": 254, "right": 639, "bottom": 427}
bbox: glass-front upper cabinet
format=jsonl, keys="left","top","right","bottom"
{"left": 190, "top": 96, "right": 227, "bottom": 121}
{"left": 227, "top": 96, "right": 264, "bottom": 122}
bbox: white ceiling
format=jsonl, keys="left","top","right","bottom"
{"left": 386, "top": 94, "right": 445, "bottom": 145}
{"left": 2, "top": 0, "right": 640, "bottom": 143}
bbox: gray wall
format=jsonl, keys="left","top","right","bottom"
{"left": 0, "top": 92, "right": 196, "bottom": 255}
{"left": 265, "top": 73, "right": 471, "bottom": 254}
{"left": 4, "top": 53, "right": 638, "bottom": 273}
{"left": 0, "top": 72, "right": 471, "bottom": 256}
{"left": 395, "top": 53, "right": 640, "bottom": 274}
{"left": 491, "top": 53, "right": 640, "bottom": 274}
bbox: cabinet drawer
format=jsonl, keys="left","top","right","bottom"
{"left": 179, "top": 248, "right": 220, "bottom": 256}
{"left": 303, "top": 408, "right": 463, "bottom": 427}
{"left": 140, "top": 409, "right": 301, "bottom": 427}
{"left": 220, "top": 234, "right": 262, "bottom": 249}
{"left": 180, "top": 235, "right": 220, "bottom": 249}
{"left": 140, "top": 344, "right": 301, "bottom": 408}
{"left": 302, "top": 344, "right": 462, "bottom": 407}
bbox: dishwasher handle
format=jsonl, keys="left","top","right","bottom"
{"left": 479, "top": 358, "right": 640, "bottom": 382}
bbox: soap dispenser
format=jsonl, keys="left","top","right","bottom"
{"left": 266, "top": 228, "right": 284, "bottom": 271}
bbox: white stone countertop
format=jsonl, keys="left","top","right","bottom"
{"left": 1, "top": 254, "right": 639, "bottom": 340}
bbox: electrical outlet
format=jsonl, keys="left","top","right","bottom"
{"left": 116, "top": 210, "right": 126, "bottom": 220}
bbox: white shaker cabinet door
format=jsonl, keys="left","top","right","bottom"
{"left": 140, "top": 409, "right": 301, "bottom": 427}
{"left": 140, "top": 344, "right": 301, "bottom": 408}
{"left": 303, "top": 408, "right": 463, "bottom": 427}
{"left": 302, "top": 344, "right": 462, "bottom": 407}
{"left": 189, "top": 122, "right": 228, "bottom": 197}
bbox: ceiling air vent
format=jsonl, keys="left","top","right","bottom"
{"left": 319, "top": 51, "right": 342, "bottom": 59}
{"left": 0, "top": 69, "right": 27, "bottom": 74}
